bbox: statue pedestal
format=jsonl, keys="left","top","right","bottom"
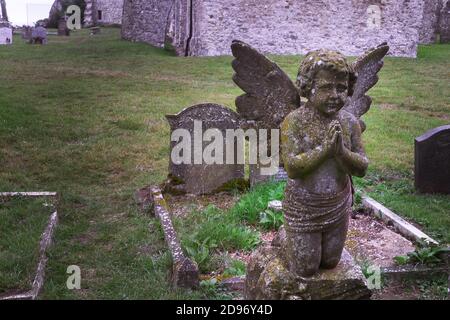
{"left": 245, "top": 245, "right": 372, "bottom": 300}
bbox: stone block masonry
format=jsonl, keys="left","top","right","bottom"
{"left": 121, "top": 0, "right": 428, "bottom": 57}
{"left": 96, "top": 0, "right": 123, "bottom": 25}
{"left": 122, "top": 0, "right": 174, "bottom": 48}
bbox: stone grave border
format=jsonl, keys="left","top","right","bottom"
{"left": 0, "top": 192, "right": 59, "bottom": 300}
{"left": 360, "top": 195, "right": 448, "bottom": 283}
{"left": 136, "top": 186, "right": 199, "bottom": 289}
{"left": 361, "top": 195, "right": 438, "bottom": 245}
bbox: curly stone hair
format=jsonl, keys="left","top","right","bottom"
{"left": 296, "top": 49, "right": 357, "bottom": 99}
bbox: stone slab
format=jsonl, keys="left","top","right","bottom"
{"left": 245, "top": 245, "right": 371, "bottom": 300}
{"left": 415, "top": 124, "right": 450, "bottom": 194}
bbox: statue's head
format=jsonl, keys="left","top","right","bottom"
{"left": 297, "top": 50, "right": 356, "bottom": 116}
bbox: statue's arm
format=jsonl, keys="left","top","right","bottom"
{"left": 335, "top": 119, "right": 368, "bottom": 177}
{"left": 281, "top": 116, "right": 331, "bottom": 179}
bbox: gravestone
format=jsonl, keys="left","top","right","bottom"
{"left": 31, "top": 26, "right": 47, "bottom": 44}
{"left": 0, "top": 26, "right": 12, "bottom": 44}
{"left": 415, "top": 125, "right": 450, "bottom": 194}
{"left": 249, "top": 164, "right": 288, "bottom": 187}
{"left": 90, "top": 27, "right": 101, "bottom": 35}
{"left": 57, "top": 17, "right": 70, "bottom": 36}
{"left": 165, "top": 104, "right": 245, "bottom": 195}
{"left": 22, "top": 26, "right": 32, "bottom": 41}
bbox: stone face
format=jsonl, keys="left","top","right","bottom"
{"left": 415, "top": 125, "right": 450, "bottom": 194}
{"left": 245, "top": 245, "right": 371, "bottom": 300}
{"left": 165, "top": 104, "right": 245, "bottom": 195}
{"left": 122, "top": 0, "right": 424, "bottom": 57}
{"left": 0, "top": 26, "right": 12, "bottom": 44}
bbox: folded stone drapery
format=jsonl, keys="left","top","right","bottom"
{"left": 283, "top": 177, "right": 352, "bottom": 233}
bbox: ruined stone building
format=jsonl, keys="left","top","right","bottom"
{"left": 94, "top": 0, "right": 123, "bottom": 25}
{"left": 82, "top": 0, "right": 124, "bottom": 26}
{"left": 121, "top": 0, "right": 450, "bottom": 58}
{"left": 50, "top": 0, "right": 124, "bottom": 27}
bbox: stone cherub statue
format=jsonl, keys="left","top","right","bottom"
{"left": 231, "top": 41, "right": 389, "bottom": 283}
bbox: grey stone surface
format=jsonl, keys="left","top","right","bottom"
{"left": 249, "top": 165, "right": 288, "bottom": 187}
{"left": 31, "top": 26, "right": 48, "bottom": 44}
{"left": 165, "top": 103, "right": 245, "bottom": 195}
{"left": 96, "top": 0, "right": 123, "bottom": 25}
{"left": 122, "top": 0, "right": 424, "bottom": 57}
{"left": 245, "top": 245, "right": 371, "bottom": 300}
{"left": 419, "top": 0, "right": 442, "bottom": 44}
{"left": 0, "top": 26, "right": 12, "bottom": 44}
{"left": 84, "top": 0, "right": 97, "bottom": 27}
{"left": 150, "top": 186, "right": 199, "bottom": 289}
{"left": 415, "top": 125, "right": 450, "bottom": 194}
{"left": 441, "top": 0, "right": 450, "bottom": 43}
{"left": 122, "top": 0, "right": 173, "bottom": 48}
{"left": 219, "top": 276, "right": 246, "bottom": 291}
{"left": 58, "top": 17, "right": 70, "bottom": 36}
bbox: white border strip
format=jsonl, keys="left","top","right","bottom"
{"left": 0, "top": 192, "right": 58, "bottom": 197}
{"left": 362, "top": 196, "right": 438, "bottom": 245}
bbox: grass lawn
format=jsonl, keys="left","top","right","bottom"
{"left": 0, "top": 197, "right": 54, "bottom": 295}
{"left": 0, "top": 27, "right": 448, "bottom": 299}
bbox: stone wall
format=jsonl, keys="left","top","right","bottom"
{"left": 96, "top": 0, "right": 123, "bottom": 25}
{"left": 122, "top": 0, "right": 173, "bottom": 47}
{"left": 188, "top": 0, "right": 424, "bottom": 57}
{"left": 441, "top": 0, "right": 450, "bottom": 42}
{"left": 122, "top": 0, "right": 426, "bottom": 58}
{"left": 419, "top": 0, "right": 442, "bottom": 44}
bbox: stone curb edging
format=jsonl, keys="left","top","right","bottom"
{"left": 381, "top": 264, "right": 448, "bottom": 282}
{"left": 361, "top": 196, "right": 439, "bottom": 245}
{"left": 137, "top": 186, "right": 200, "bottom": 289}
{"left": 0, "top": 193, "right": 59, "bottom": 300}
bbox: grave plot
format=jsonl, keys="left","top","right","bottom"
{"left": 140, "top": 181, "right": 448, "bottom": 300}
{"left": 0, "top": 194, "right": 58, "bottom": 300}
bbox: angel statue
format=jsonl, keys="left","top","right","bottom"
{"left": 231, "top": 41, "right": 389, "bottom": 279}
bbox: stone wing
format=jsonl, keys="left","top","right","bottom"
{"left": 344, "top": 43, "right": 389, "bottom": 132}
{"left": 231, "top": 40, "right": 300, "bottom": 130}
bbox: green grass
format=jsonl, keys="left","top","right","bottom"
{"left": 177, "top": 205, "right": 260, "bottom": 273}
{"left": 0, "top": 27, "right": 448, "bottom": 299}
{"left": 354, "top": 175, "right": 450, "bottom": 243}
{"left": 0, "top": 197, "right": 54, "bottom": 294}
